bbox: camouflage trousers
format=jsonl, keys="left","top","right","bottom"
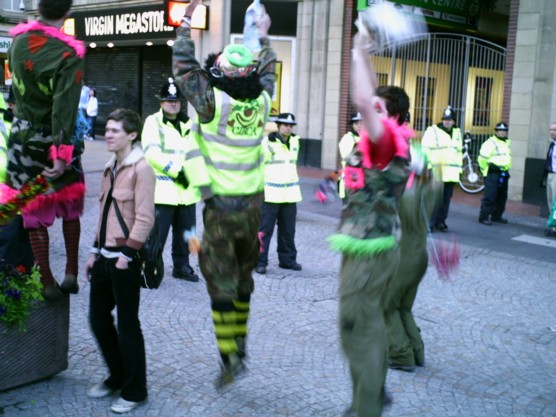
{"left": 199, "top": 193, "right": 263, "bottom": 302}
{"left": 6, "top": 118, "right": 83, "bottom": 191}
{"left": 339, "top": 248, "right": 400, "bottom": 417}
{"left": 382, "top": 232, "right": 428, "bottom": 367}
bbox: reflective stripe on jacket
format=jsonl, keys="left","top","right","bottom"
{"left": 421, "top": 125, "right": 462, "bottom": 182}
{"left": 478, "top": 135, "right": 512, "bottom": 176}
{"left": 142, "top": 109, "right": 210, "bottom": 205}
{"left": 0, "top": 119, "right": 8, "bottom": 183}
{"left": 191, "top": 88, "right": 271, "bottom": 196}
{"left": 263, "top": 133, "right": 302, "bottom": 203}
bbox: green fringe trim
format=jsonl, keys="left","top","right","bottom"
{"left": 327, "top": 233, "right": 397, "bottom": 256}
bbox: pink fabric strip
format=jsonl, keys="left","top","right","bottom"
{"left": 10, "top": 20, "right": 86, "bottom": 58}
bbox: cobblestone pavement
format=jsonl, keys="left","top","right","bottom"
{"left": 1, "top": 141, "right": 555, "bottom": 416}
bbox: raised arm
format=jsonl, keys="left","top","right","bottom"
{"left": 351, "top": 33, "right": 384, "bottom": 143}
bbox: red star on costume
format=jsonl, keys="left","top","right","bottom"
{"left": 24, "top": 59, "right": 35, "bottom": 71}
{"left": 28, "top": 34, "right": 48, "bottom": 53}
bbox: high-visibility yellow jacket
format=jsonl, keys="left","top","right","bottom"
{"left": 338, "top": 131, "right": 360, "bottom": 198}
{"left": 0, "top": 119, "right": 8, "bottom": 184}
{"left": 191, "top": 88, "right": 271, "bottom": 196}
{"left": 262, "top": 132, "right": 302, "bottom": 203}
{"left": 478, "top": 135, "right": 512, "bottom": 176}
{"left": 421, "top": 124, "right": 462, "bottom": 182}
{"left": 142, "top": 109, "right": 210, "bottom": 205}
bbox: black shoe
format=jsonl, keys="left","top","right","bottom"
{"left": 172, "top": 267, "right": 199, "bottom": 282}
{"left": 544, "top": 228, "right": 556, "bottom": 237}
{"left": 254, "top": 266, "right": 266, "bottom": 274}
{"left": 479, "top": 218, "right": 493, "bottom": 226}
{"left": 41, "top": 282, "right": 62, "bottom": 301}
{"left": 59, "top": 273, "right": 79, "bottom": 294}
{"left": 278, "top": 262, "right": 302, "bottom": 271}
{"left": 388, "top": 361, "right": 416, "bottom": 372}
{"left": 214, "top": 354, "right": 247, "bottom": 390}
{"left": 491, "top": 217, "right": 508, "bottom": 224}
{"left": 436, "top": 223, "right": 448, "bottom": 232}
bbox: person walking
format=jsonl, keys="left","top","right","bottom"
{"left": 328, "top": 30, "right": 411, "bottom": 417}
{"left": 172, "top": 0, "right": 275, "bottom": 388}
{"left": 142, "top": 78, "right": 210, "bottom": 283}
{"left": 543, "top": 122, "right": 556, "bottom": 237}
{"left": 421, "top": 106, "right": 462, "bottom": 232}
{"left": 84, "top": 108, "right": 155, "bottom": 414}
{"left": 79, "top": 78, "right": 90, "bottom": 119}
{"left": 86, "top": 88, "right": 98, "bottom": 140}
{"left": 1, "top": 0, "right": 86, "bottom": 300}
{"left": 255, "top": 112, "right": 302, "bottom": 275}
{"left": 338, "top": 112, "right": 363, "bottom": 200}
{"left": 477, "top": 122, "right": 512, "bottom": 225}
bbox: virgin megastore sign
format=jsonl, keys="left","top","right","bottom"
{"left": 72, "top": 4, "right": 176, "bottom": 42}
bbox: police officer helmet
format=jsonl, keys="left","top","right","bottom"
{"left": 158, "top": 78, "right": 180, "bottom": 101}
{"left": 495, "top": 122, "right": 509, "bottom": 131}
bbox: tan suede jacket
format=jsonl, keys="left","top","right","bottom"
{"left": 93, "top": 145, "right": 155, "bottom": 255}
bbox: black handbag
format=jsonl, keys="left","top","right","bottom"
{"left": 112, "top": 200, "right": 164, "bottom": 289}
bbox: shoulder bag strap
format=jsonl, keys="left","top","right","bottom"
{"left": 99, "top": 167, "right": 116, "bottom": 248}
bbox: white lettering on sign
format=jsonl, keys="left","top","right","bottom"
{"left": 0, "top": 37, "right": 12, "bottom": 53}
{"left": 420, "top": 0, "right": 467, "bottom": 12}
{"left": 85, "top": 16, "right": 114, "bottom": 36}
{"left": 84, "top": 11, "right": 174, "bottom": 38}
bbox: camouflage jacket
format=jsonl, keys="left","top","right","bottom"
{"left": 172, "top": 26, "right": 276, "bottom": 124}
{"left": 328, "top": 120, "right": 411, "bottom": 257}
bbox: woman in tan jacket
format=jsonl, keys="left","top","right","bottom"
{"left": 84, "top": 108, "right": 155, "bottom": 414}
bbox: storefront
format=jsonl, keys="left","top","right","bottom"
{"left": 70, "top": 1, "right": 298, "bottom": 133}
{"left": 1, "top": 36, "right": 13, "bottom": 95}
{"left": 69, "top": 4, "right": 179, "bottom": 124}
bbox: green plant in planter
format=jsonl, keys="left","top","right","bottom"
{"left": 0, "top": 264, "right": 44, "bottom": 331}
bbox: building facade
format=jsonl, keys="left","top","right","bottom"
{"left": 1, "top": 0, "right": 555, "bottom": 210}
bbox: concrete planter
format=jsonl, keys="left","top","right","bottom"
{"left": 0, "top": 294, "right": 70, "bottom": 391}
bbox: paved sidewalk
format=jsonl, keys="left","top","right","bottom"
{"left": 0, "top": 140, "right": 555, "bottom": 417}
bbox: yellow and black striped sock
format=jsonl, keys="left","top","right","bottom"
{"left": 233, "top": 293, "right": 251, "bottom": 358}
{"left": 211, "top": 301, "right": 237, "bottom": 364}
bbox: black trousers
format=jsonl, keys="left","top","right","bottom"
{"left": 430, "top": 182, "right": 455, "bottom": 227}
{"left": 89, "top": 256, "right": 147, "bottom": 402}
{"left": 258, "top": 202, "right": 297, "bottom": 267}
{"left": 480, "top": 172, "right": 508, "bottom": 220}
{"left": 156, "top": 203, "right": 196, "bottom": 271}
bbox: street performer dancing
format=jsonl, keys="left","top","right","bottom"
{"left": 172, "top": 0, "right": 276, "bottom": 388}
{"left": 328, "top": 32, "right": 411, "bottom": 416}
{"left": 0, "top": 0, "right": 85, "bottom": 300}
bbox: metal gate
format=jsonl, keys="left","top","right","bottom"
{"left": 371, "top": 33, "right": 506, "bottom": 158}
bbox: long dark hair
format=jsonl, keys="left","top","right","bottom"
{"left": 204, "top": 53, "right": 263, "bottom": 101}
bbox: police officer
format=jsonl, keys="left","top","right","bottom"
{"left": 338, "top": 113, "right": 362, "bottom": 200}
{"left": 478, "top": 122, "right": 512, "bottom": 225}
{"left": 142, "top": 78, "right": 210, "bottom": 282}
{"left": 421, "top": 106, "right": 463, "bottom": 232}
{"left": 255, "top": 113, "right": 302, "bottom": 275}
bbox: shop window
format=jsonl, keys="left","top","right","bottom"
{"left": 414, "top": 76, "right": 435, "bottom": 131}
{"left": 376, "top": 73, "right": 388, "bottom": 87}
{"left": 3, "top": 0, "right": 21, "bottom": 11}
{"left": 472, "top": 76, "right": 493, "bottom": 127}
